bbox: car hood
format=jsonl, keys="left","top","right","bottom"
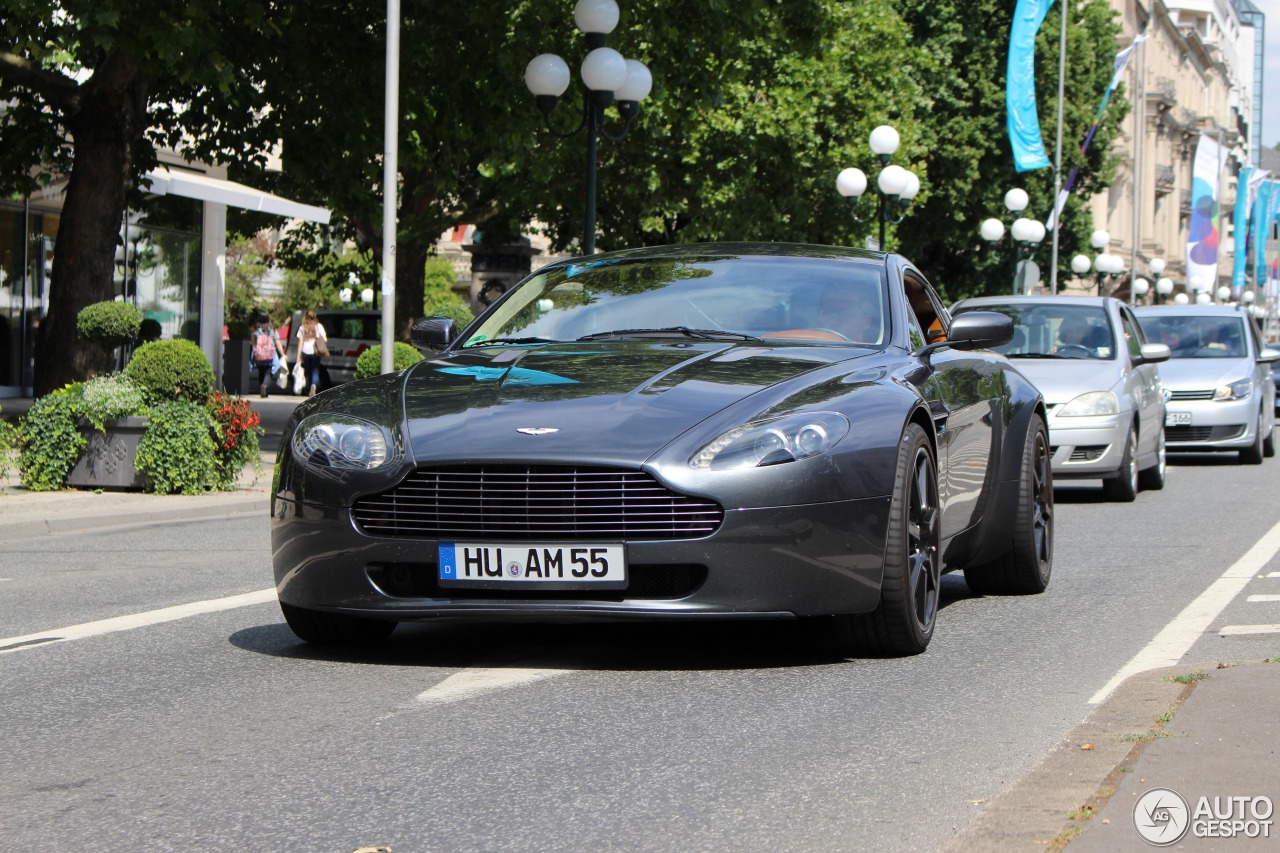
{"left": 402, "top": 341, "right": 872, "bottom": 463}
{"left": 1005, "top": 358, "right": 1120, "bottom": 405}
{"left": 1157, "top": 357, "right": 1255, "bottom": 391}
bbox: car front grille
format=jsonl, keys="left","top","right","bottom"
{"left": 1164, "top": 424, "right": 1245, "bottom": 443}
{"left": 352, "top": 464, "right": 724, "bottom": 540}
{"left": 1068, "top": 445, "right": 1108, "bottom": 461}
{"left": 1168, "top": 390, "right": 1215, "bottom": 401}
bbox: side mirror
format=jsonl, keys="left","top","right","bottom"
{"left": 946, "top": 311, "right": 1014, "bottom": 351}
{"left": 1258, "top": 348, "right": 1280, "bottom": 364}
{"left": 1136, "top": 343, "right": 1171, "bottom": 365}
{"left": 411, "top": 316, "right": 456, "bottom": 351}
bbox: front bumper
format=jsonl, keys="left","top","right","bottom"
{"left": 271, "top": 494, "right": 893, "bottom": 621}
{"left": 1161, "top": 397, "right": 1253, "bottom": 450}
{"left": 1045, "top": 412, "right": 1129, "bottom": 479}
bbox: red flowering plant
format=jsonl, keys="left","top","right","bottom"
{"left": 206, "top": 391, "right": 263, "bottom": 490}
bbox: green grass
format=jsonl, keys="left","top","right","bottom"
{"left": 1167, "top": 671, "right": 1207, "bottom": 684}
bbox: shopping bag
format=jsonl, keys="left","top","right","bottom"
{"left": 292, "top": 362, "right": 306, "bottom": 395}
{"left": 275, "top": 359, "right": 289, "bottom": 389}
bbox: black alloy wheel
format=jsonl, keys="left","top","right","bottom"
{"left": 964, "top": 413, "right": 1053, "bottom": 595}
{"left": 826, "top": 423, "right": 940, "bottom": 656}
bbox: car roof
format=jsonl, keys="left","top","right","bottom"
{"left": 1134, "top": 304, "right": 1249, "bottom": 316}
{"left": 541, "top": 241, "right": 891, "bottom": 270}
{"left": 955, "top": 295, "right": 1116, "bottom": 308}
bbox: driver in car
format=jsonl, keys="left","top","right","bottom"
{"left": 817, "top": 284, "right": 882, "bottom": 343}
{"left": 1053, "top": 316, "right": 1098, "bottom": 355}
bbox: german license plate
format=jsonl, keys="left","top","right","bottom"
{"left": 438, "top": 543, "right": 627, "bottom": 589}
{"left": 1165, "top": 411, "right": 1192, "bottom": 426}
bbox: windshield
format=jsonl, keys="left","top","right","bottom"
{"left": 954, "top": 303, "right": 1115, "bottom": 360}
{"left": 461, "top": 255, "right": 889, "bottom": 348}
{"left": 1135, "top": 315, "right": 1249, "bottom": 359}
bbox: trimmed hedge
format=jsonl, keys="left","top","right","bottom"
{"left": 354, "top": 342, "right": 424, "bottom": 380}
{"left": 125, "top": 339, "right": 214, "bottom": 404}
{"left": 77, "top": 301, "right": 144, "bottom": 349}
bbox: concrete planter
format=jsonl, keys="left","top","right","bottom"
{"left": 65, "top": 416, "right": 149, "bottom": 491}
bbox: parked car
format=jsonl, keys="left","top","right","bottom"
{"left": 272, "top": 242, "right": 1054, "bottom": 657}
{"left": 1135, "top": 305, "right": 1278, "bottom": 463}
{"left": 951, "top": 295, "right": 1169, "bottom": 501}
{"left": 284, "top": 309, "right": 383, "bottom": 390}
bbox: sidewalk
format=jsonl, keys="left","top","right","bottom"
{"left": 941, "top": 660, "right": 1280, "bottom": 852}
{"left": 0, "top": 395, "right": 299, "bottom": 541}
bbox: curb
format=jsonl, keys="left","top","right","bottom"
{"left": 938, "top": 663, "right": 1204, "bottom": 852}
{"left": 0, "top": 493, "right": 271, "bottom": 542}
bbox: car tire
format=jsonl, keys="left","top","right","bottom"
{"left": 280, "top": 602, "right": 396, "bottom": 645}
{"left": 1240, "top": 412, "right": 1265, "bottom": 465}
{"left": 1101, "top": 426, "right": 1139, "bottom": 502}
{"left": 826, "top": 423, "right": 940, "bottom": 657}
{"left": 1138, "top": 427, "right": 1166, "bottom": 491}
{"left": 1264, "top": 424, "right": 1276, "bottom": 459}
{"left": 964, "top": 413, "right": 1052, "bottom": 596}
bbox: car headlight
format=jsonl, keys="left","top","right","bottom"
{"left": 1057, "top": 391, "right": 1119, "bottom": 417}
{"left": 1214, "top": 379, "right": 1252, "bottom": 401}
{"left": 293, "top": 414, "right": 390, "bottom": 470}
{"left": 690, "top": 412, "right": 850, "bottom": 471}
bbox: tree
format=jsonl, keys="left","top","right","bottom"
{"left": 0, "top": 1, "right": 289, "bottom": 393}
{"left": 893, "top": 0, "right": 1127, "bottom": 301}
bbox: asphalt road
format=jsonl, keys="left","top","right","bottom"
{"left": 2, "top": 454, "right": 1280, "bottom": 852}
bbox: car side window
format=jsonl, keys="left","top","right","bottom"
{"left": 903, "top": 271, "right": 948, "bottom": 346}
{"left": 1119, "top": 309, "right": 1143, "bottom": 358}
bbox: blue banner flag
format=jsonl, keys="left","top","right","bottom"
{"left": 1007, "top": 0, "right": 1055, "bottom": 172}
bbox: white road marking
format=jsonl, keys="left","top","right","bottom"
{"left": 1247, "top": 594, "right": 1280, "bottom": 602}
{"left": 1089, "top": 517, "right": 1280, "bottom": 705}
{"left": 0, "top": 588, "right": 277, "bottom": 656}
{"left": 1268, "top": 572, "right": 1280, "bottom": 578}
{"left": 1218, "top": 624, "right": 1280, "bottom": 636}
{"left": 415, "top": 649, "right": 574, "bottom": 705}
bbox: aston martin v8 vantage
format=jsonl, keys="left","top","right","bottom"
{"left": 271, "top": 243, "right": 1053, "bottom": 656}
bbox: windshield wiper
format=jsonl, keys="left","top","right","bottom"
{"left": 577, "top": 326, "right": 762, "bottom": 342}
{"left": 463, "top": 336, "right": 559, "bottom": 348}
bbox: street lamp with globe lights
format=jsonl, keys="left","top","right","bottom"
{"left": 525, "top": 0, "right": 652, "bottom": 255}
{"left": 979, "top": 189, "right": 1045, "bottom": 294}
{"left": 835, "top": 125, "right": 920, "bottom": 251}
{"left": 1216, "top": 285, "right": 1232, "bottom": 304}
{"left": 1132, "top": 277, "right": 1150, "bottom": 302}
{"left": 1155, "top": 276, "right": 1175, "bottom": 304}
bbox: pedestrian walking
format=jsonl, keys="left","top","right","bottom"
{"left": 296, "top": 309, "right": 329, "bottom": 397}
{"left": 250, "top": 311, "right": 286, "bottom": 398}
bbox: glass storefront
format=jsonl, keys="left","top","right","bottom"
{"left": 0, "top": 205, "right": 57, "bottom": 396}
{"left": 0, "top": 192, "right": 203, "bottom": 395}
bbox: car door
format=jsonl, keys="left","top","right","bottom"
{"left": 900, "top": 268, "right": 1000, "bottom": 541}
{"left": 1118, "top": 305, "right": 1163, "bottom": 459}
{"left": 1245, "top": 313, "right": 1276, "bottom": 433}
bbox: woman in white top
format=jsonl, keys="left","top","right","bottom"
{"left": 297, "top": 309, "right": 328, "bottom": 397}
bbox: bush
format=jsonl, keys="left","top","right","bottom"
{"left": 134, "top": 401, "right": 217, "bottom": 494}
{"left": 77, "top": 301, "right": 144, "bottom": 349}
{"left": 125, "top": 339, "right": 214, "bottom": 404}
{"left": 354, "top": 342, "right": 424, "bottom": 380}
{"left": 207, "top": 391, "right": 263, "bottom": 490}
{"left": 17, "top": 389, "right": 86, "bottom": 491}
{"left": 0, "top": 405, "right": 17, "bottom": 482}
{"left": 79, "top": 374, "right": 147, "bottom": 430}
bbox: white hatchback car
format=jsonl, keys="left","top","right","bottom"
{"left": 953, "top": 296, "right": 1170, "bottom": 501}
{"left": 1135, "top": 305, "right": 1278, "bottom": 464}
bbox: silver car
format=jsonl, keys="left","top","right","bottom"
{"left": 953, "top": 296, "right": 1169, "bottom": 501}
{"left": 1135, "top": 305, "right": 1278, "bottom": 463}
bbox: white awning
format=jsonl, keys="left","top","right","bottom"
{"left": 143, "top": 166, "right": 331, "bottom": 225}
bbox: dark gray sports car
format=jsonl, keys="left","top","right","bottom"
{"left": 272, "top": 243, "right": 1052, "bottom": 656}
